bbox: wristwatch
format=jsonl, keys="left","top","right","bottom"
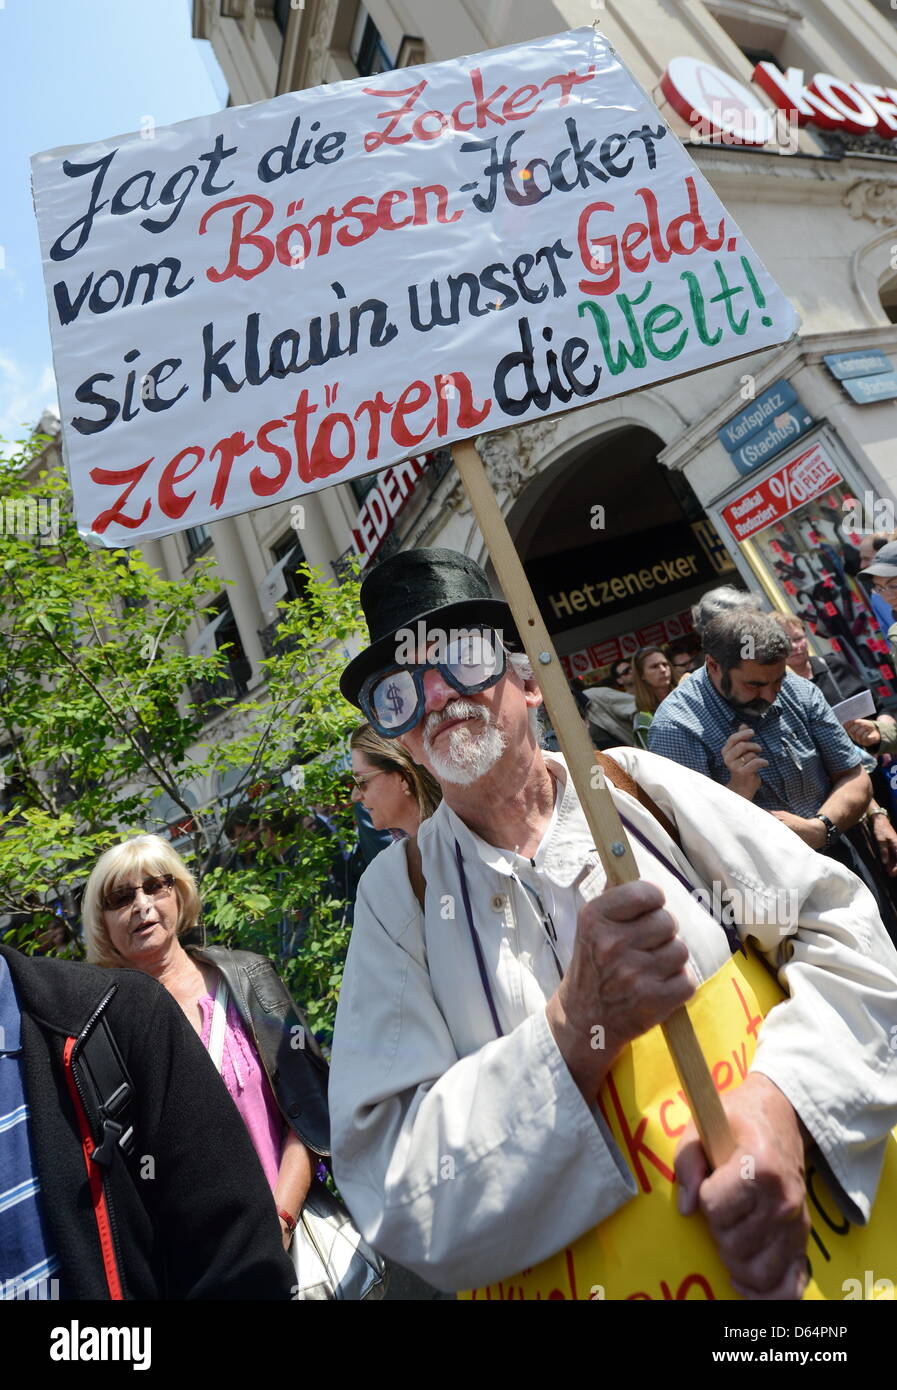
{"left": 813, "top": 812, "right": 840, "bottom": 849}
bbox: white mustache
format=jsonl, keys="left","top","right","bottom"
{"left": 423, "top": 700, "right": 488, "bottom": 739}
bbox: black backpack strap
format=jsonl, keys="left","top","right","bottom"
{"left": 77, "top": 1014, "right": 136, "bottom": 1167}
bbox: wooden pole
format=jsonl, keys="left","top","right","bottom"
{"left": 453, "top": 437, "right": 735, "bottom": 1168}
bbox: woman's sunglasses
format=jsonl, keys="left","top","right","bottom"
{"left": 359, "top": 628, "right": 506, "bottom": 738}
{"left": 103, "top": 873, "right": 175, "bottom": 912}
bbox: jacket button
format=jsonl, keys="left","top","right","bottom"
{"left": 288, "top": 1103, "right": 302, "bottom": 1117}
{"left": 491, "top": 894, "right": 506, "bottom": 911}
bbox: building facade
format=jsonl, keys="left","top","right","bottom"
{"left": 187, "top": 0, "right": 897, "bottom": 698}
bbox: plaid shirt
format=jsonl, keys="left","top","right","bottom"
{"left": 648, "top": 665, "right": 867, "bottom": 819}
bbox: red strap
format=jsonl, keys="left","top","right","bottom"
{"left": 277, "top": 1206, "right": 297, "bottom": 1233}
{"left": 63, "top": 1036, "right": 124, "bottom": 1300}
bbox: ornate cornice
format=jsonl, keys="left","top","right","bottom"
{"left": 844, "top": 178, "right": 897, "bottom": 226}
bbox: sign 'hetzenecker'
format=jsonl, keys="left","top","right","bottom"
{"left": 32, "top": 27, "right": 798, "bottom": 547}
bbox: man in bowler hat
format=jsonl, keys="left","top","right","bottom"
{"left": 329, "top": 547, "right": 897, "bottom": 1296}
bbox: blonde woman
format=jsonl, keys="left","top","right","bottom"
{"left": 631, "top": 645, "right": 674, "bottom": 750}
{"left": 83, "top": 836, "right": 329, "bottom": 1254}
{"left": 350, "top": 722, "right": 442, "bottom": 839}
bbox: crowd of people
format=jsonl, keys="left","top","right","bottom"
{"left": 4, "top": 543, "right": 897, "bottom": 1303}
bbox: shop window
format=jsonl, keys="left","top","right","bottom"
{"left": 350, "top": 5, "right": 394, "bottom": 76}
{"left": 725, "top": 467, "right": 897, "bottom": 708}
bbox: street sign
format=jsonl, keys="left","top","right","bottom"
{"left": 841, "top": 370, "right": 897, "bottom": 404}
{"left": 824, "top": 349, "right": 893, "bottom": 380}
{"left": 728, "top": 403, "right": 814, "bottom": 473}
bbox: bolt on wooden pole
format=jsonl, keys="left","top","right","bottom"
{"left": 452, "top": 436, "right": 735, "bottom": 1168}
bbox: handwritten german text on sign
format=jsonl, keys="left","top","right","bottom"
{"left": 32, "top": 28, "right": 798, "bottom": 546}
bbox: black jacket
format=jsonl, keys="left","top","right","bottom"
{"left": 1, "top": 945, "right": 295, "bottom": 1300}
{"left": 190, "top": 945, "right": 330, "bottom": 1157}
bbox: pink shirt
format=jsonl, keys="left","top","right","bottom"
{"left": 198, "top": 991, "right": 284, "bottom": 1191}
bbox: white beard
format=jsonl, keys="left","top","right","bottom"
{"left": 423, "top": 700, "right": 507, "bottom": 786}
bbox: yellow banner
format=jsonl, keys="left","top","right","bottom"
{"left": 460, "top": 948, "right": 897, "bottom": 1301}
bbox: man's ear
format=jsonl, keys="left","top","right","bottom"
{"left": 522, "top": 674, "right": 544, "bottom": 707}
{"left": 705, "top": 655, "right": 720, "bottom": 681}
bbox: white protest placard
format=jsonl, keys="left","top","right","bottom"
{"left": 32, "top": 27, "right": 798, "bottom": 547}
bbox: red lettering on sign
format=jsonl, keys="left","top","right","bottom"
{"left": 732, "top": 977, "right": 762, "bottom": 1042}
{"left": 209, "top": 431, "right": 253, "bottom": 510}
{"left": 604, "top": 1074, "right": 675, "bottom": 1193}
{"left": 362, "top": 79, "right": 429, "bottom": 151}
{"left": 712, "top": 1058, "right": 733, "bottom": 1092}
{"left": 89, "top": 461, "right": 152, "bottom": 534}
{"left": 158, "top": 445, "right": 204, "bottom": 519}
{"left": 199, "top": 194, "right": 275, "bottom": 282}
{"left": 659, "top": 1097, "right": 687, "bottom": 1138}
{"left": 731, "top": 1040, "right": 749, "bottom": 1083}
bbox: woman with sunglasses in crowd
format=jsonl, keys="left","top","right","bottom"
{"left": 631, "top": 645, "right": 674, "bottom": 750}
{"left": 83, "top": 836, "right": 330, "bottom": 1264}
{"left": 350, "top": 722, "right": 442, "bottom": 840}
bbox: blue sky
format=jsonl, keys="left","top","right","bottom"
{"left": 0, "top": 0, "right": 228, "bottom": 448}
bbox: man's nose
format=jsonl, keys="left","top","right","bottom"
{"left": 350, "top": 784, "right": 362, "bottom": 803}
{"left": 422, "top": 666, "right": 455, "bottom": 713}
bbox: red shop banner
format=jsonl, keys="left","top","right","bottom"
{"left": 721, "top": 440, "right": 842, "bottom": 542}
{"left": 562, "top": 609, "right": 693, "bottom": 677}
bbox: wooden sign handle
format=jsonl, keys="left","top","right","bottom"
{"left": 452, "top": 438, "right": 735, "bottom": 1168}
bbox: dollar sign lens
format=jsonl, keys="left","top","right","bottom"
{"left": 385, "top": 682, "right": 405, "bottom": 716}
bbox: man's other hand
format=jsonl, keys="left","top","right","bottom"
{"left": 674, "top": 1073, "right": 811, "bottom": 1300}
{"left": 870, "top": 812, "right": 897, "bottom": 876}
{"left": 722, "top": 725, "right": 768, "bottom": 800}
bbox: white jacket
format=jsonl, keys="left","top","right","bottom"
{"left": 329, "top": 748, "right": 897, "bottom": 1291}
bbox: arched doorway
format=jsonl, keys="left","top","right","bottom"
{"left": 499, "top": 425, "right": 738, "bottom": 676}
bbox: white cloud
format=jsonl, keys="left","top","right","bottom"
{"left": 0, "top": 357, "right": 58, "bottom": 451}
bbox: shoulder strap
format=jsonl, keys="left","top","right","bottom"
{"left": 207, "top": 973, "right": 229, "bottom": 1074}
{"left": 595, "top": 752, "right": 681, "bottom": 846}
{"left": 403, "top": 756, "right": 680, "bottom": 909}
{"left": 77, "top": 1014, "right": 136, "bottom": 1167}
{"left": 405, "top": 834, "right": 425, "bottom": 908}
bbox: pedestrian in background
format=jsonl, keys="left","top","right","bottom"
{"left": 859, "top": 539, "right": 897, "bottom": 665}
{"left": 83, "top": 836, "right": 330, "bottom": 1258}
{"left": 772, "top": 612, "right": 897, "bottom": 888}
{"left": 631, "top": 645, "right": 673, "bottom": 749}
{"left": 350, "top": 722, "right": 441, "bottom": 839}
{"left": 582, "top": 661, "right": 636, "bottom": 749}
{"left": 649, "top": 608, "right": 897, "bottom": 941}
{"left": 772, "top": 611, "right": 866, "bottom": 703}
{"left": 667, "top": 640, "right": 699, "bottom": 684}
{"left": 859, "top": 532, "right": 897, "bottom": 643}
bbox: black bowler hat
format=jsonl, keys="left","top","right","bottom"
{"left": 340, "top": 548, "right": 518, "bottom": 708}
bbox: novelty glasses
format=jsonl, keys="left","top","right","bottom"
{"left": 359, "top": 628, "right": 507, "bottom": 737}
